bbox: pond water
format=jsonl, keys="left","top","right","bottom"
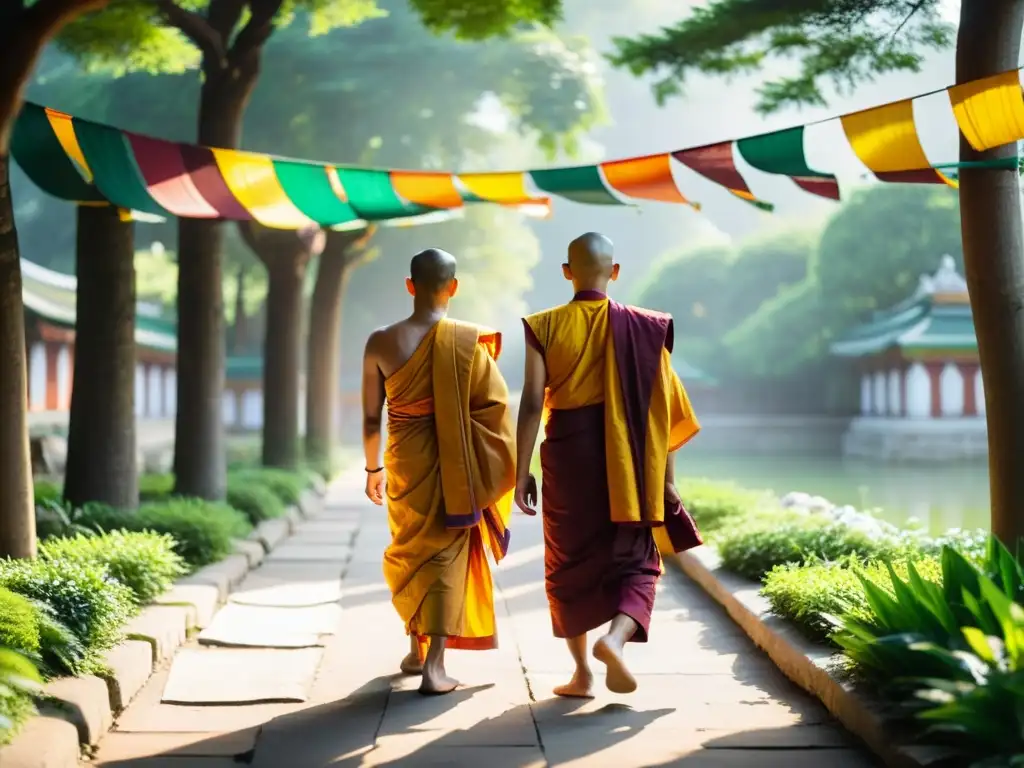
{"left": 677, "top": 453, "right": 991, "bottom": 535}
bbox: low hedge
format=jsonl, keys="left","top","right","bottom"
{"left": 226, "top": 480, "right": 286, "bottom": 525}
{"left": 139, "top": 472, "right": 175, "bottom": 501}
{"left": 230, "top": 467, "right": 308, "bottom": 505}
{"left": 0, "top": 645, "right": 40, "bottom": 744}
{"left": 77, "top": 499, "right": 250, "bottom": 570}
{"left": 40, "top": 531, "right": 186, "bottom": 604}
{"left": 0, "top": 589, "right": 39, "bottom": 660}
{"left": 679, "top": 479, "right": 778, "bottom": 539}
{"left": 33, "top": 480, "right": 62, "bottom": 507}
{"left": 0, "top": 558, "right": 134, "bottom": 675}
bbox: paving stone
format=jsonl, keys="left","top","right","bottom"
{"left": 102, "top": 640, "right": 154, "bottom": 712}
{"left": 161, "top": 647, "right": 323, "bottom": 704}
{"left": 265, "top": 543, "right": 353, "bottom": 563}
{"left": 362, "top": 739, "right": 545, "bottom": 767}
{"left": 232, "top": 538, "right": 266, "bottom": 567}
{"left": 300, "top": 489, "right": 325, "bottom": 518}
{"left": 286, "top": 530, "right": 356, "bottom": 546}
{"left": 0, "top": 713, "right": 80, "bottom": 768}
{"left": 251, "top": 518, "right": 290, "bottom": 552}
{"left": 125, "top": 605, "right": 189, "bottom": 662}
{"left": 45, "top": 674, "right": 113, "bottom": 745}
{"left": 93, "top": 757, "right": 239, "bottom": 767}
{"left": 93, "top": 729, "right": 259, "bottom": 762}
{"left": 152, "top": 583, "right": 219, "bottom": 629}
{"left": 285, "top": 505, "right": 304, "bottom": 529}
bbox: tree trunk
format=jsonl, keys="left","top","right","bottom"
{"left": 956, "top": 0, "right": 1024, "bottom": 549}
{"left": 304, "top": 254, "right": 351, "bottom": 470}
{"left": 172, "top": 72, "right": 252, "bottom": 500}
{"left": 64, "top": 205, "right": 138, "bottom": 510}
{"left": 262, "top": 256, "right": 307, "bottom": 469}
{"left": 232, "top": 264, "right": 249, "bottom": 355}
{"left": 0, "top": 154, "right": 34, "bottom": 558}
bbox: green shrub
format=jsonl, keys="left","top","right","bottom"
{"left": 717, "top": 514, "right": 900, "bottom": 580}
{"left": 230, "top": 468, "right": 307, "bottom": 505}
{"left": 33, "top": 480, "right": 62, "bottom": 507}
{"left": 40, "top": 531, "right": 186, "bottom": 604}
{"left": 762, "top": 556, "right": 944, "bottom": 643}
{"left": 0, "top": 558, "right": 134, "bottom": 675}
{"left": 678, "top": 479, "right": 777, "bottom": 538}
{"left": 0, "top": 589, "right": 40, "bottom": 658}
{"left": 35, "top": 500, "right": 101, "bottom": 541}
{"left": 0, "top": 646, "right": 41, "bottom": 744}
{"left": 226, "top": 480, "right": 285, "bottom": 525}
{"left": 138, "top": 472, "right": 175, "bottom": 501}
{"left": 76, "top": 499, "right": 250, "bottom": 569}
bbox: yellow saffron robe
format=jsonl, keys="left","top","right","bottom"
{"left": 383, "top": 318, "right": 515, "bottom": 657}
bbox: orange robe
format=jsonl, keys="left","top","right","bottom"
{"left": 523, "top": 290, "right": 701, "bottom": 641}
{"left": 383, "top": 318, "right": 515, "bottom": 658}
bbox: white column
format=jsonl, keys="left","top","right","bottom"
{"left": 163, "top": 368, "right": 177, "bottom": 417}
{"left": 975, "top": 367, "right": 985, "bottom": 416}
{"left": 147, "top": 365, "right": 163, "bottom": 418}
{"left": 29, "top": 343, "right": 47, "bottom": 410}
{"left": 940, "top": 362, "right": 964, "bottom": 416}
{"left": 56, "top": 345, "right": 71, "bottom": 409}
{"left": 134, "top": 364, "right": 146, "bottom": 418}
{"left": 906, "top": 362, "right": 930, "bottom": 419}
{"left": 872, "top": 370, "right": 887, "bottom": 415}
{"left": 222, "top": 390, "right": 238, "bottom": 427}
{"left": 887, "top": 369, "right": 902, "bottom": 416}
{"left": 859, "top": 373, "right": 872, "bottom": 415}
{"left": 242, "top": 390, "right": 263, "bottom": 430}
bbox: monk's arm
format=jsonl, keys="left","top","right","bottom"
{"left": 361, "top": 332, "right": 386, "bottom": 471}
{"left": 515, "top": 339, "right": 546, "bottom": 484}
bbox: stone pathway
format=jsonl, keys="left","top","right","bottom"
{"left": 91, "top": 474, "right": 880, "bottom": 767}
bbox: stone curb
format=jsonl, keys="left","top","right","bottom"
{"left": 667, "top": 547, "right": 949, "bottom": 768}
{"left": 0, "top": 483, "right": 324, "bottom": 768}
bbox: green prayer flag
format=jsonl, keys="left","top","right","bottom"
{"left": 529, "top": 166, "right": 623, "bottom": 206}
{"left": 736, "top": 128, "right": 840, "bottom": 201}
{"left": 10, "top": 103, "right": 105, "bottom": 203}
{"left": 334, "top": 167, "right": 430, "bottom": 221}
{"left": 73, "top": 120, "right": 167, "bottom": 215}
{"left": 274, "top": 161, "right": 360, "bottom": 227}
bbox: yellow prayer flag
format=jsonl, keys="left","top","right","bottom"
{"left": 212, "top": 149, "right": 314, "bottom": 229}
{"left": 458, "top": 171, "right": 542, "bottom": 205}
{"left": 949, "top": 70, "right": 1024, "bottom": 152}
{"left": 840, "top": 100, "right": 955, "bottom": 187}
{"left": 45, "top": 108, "right": 93, "bottom": 182}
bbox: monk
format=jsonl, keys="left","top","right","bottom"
{"left": 514, "top": 232, "right": 703, "bottom": 699}
{"left": 361, "top": 248, "right": 516, "bottom": 695}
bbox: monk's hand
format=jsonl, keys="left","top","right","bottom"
{"left": 515, "top": 474, "right": 538, "bottom": 516}
{"left": 365, "top": 471, "right": 386, "bottom": 506}
{"left": 665, "top": 481, "right": 683, "bottom": 511}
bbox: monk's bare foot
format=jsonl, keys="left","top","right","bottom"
{"left": 553, "top": 670, "right": 595, "bottom": 698}
{"left": 593, "top": 635, "right": 637, "bottom": 694}
{"left": 419, "top": 665, "right": 459, "bottom": 695}
{"left": 400, "top": 652, "right": 423, "bottom": 676}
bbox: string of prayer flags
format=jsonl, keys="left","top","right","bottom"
{"left": 840, "top": 101, "right": 957, "bottom": 187}
{"left": 948, "top": 70, "right": 1024, "bottom": 152}
{"left": 672, "top": 143, "right": 774, "bottom": 211}
{"left": 529, "top": 165, "right": 625, "bottom": 206}
{"left": 600, "top": 153, "right": 700, "bottom": 209}
{"left": 735, "top": 127, "right": 840, "bottom": 201}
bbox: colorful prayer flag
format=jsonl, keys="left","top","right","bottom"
{"left": 529, "top": 165, "right": 624, "bottom": 206}
{"left": 390, "top": 171, "right": 464, "bottom": 209}
{"left": 948, "top": 70, "right": 1024, "bottom": 153}
{"left": 73, "top": 118, "right": 169, "bottom": 216}
{"left": 840, "top": 100, "right": 956, "bottom": 187}
{"left": 600, "top": 153, "right": 699, "bottom": 208}
{"left": 274, "top": 162, "right": 360, "bottom": 227}
{"left": 212, "top": 149, "right": 313, "bottom": 229}
{"left": 10, "top": 103, "right": 104, "bottom": 203}
{"left": 672, "top": 143, "right": 774, "bottom": 211}
{"left": 735, "top": 127, "right": 840, "bottom": 201}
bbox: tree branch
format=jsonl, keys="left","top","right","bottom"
{"left": 889, "top": 0, "right": 926, "bottom": 43}
{"left": 156, "top": 0, "right": 227, "bottom": 68}
{"left": 230, "top": 0, "right": 284, "bottom": 59}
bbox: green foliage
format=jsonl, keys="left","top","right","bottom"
{"left": 35, "top": 499, "right": 99, "bottom": 541}
{"left": 40, "top": 531, "right": 187, "bottom": 604}
{"left": 0, "top": 590, "right": 40, "bottom": 658}
{"left": 139, "top": 472, "right": 175, "bottom": 502}
{"left": 607, "top": 0, "right": 953, "bottom": 114}
{"left": 226, "top": 481, "right": 286, "bottom": 525}
{"left": 0, "top": 559, "right": 134, "bottom": 675}
{"left": 0, "top": 646, "right": 41, "bottom": 744}
{"left": 76, "top": 500, "right": 251, "bottom": 569}
{"left": 230, "top": 468, "right": 307, "bottom": 505}
{"left": 678, "top": 479, "right": 776, "bottom": 539}
{"left": 33, "top": 480, "right": 62, "bottom": 506}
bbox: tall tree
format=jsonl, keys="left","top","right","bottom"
{"left": 610, "top": 0, "right": 1024, "bottom": 546}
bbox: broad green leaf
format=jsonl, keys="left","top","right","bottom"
{"left": 961, "top": 627, "right": 999, "bottom": 666}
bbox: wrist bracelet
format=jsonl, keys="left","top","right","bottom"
{"left": 366, "top": 466, "right": 384, "bottom": 474}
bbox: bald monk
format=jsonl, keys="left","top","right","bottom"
{"left": 514, "top": 232, "right": 703, "bottom": 698}
{"left": 361, "top": 248, "right": 516, "bottom": 695}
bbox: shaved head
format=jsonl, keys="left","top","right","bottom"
{"left": 409, "top": 248, "right": 457, "bottom": 293}
{"left": 567, "top": 232, "right": 615, "bottom": 279}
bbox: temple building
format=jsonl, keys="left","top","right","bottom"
{"left": 830, "top": 255, "right": 985, "bottom": 461}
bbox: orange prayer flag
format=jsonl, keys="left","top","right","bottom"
{"left": 948, "top": 70, "right": 1024, "bottom": 152}
{"left": 390, "top": 171, "right": 464, "bottom": 209}
{"left": 601, "top": 153, "right": 698, "bottom": 208}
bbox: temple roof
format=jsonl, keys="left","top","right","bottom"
{"left": 831, "top": 255, "right": 976, "bottom": 358}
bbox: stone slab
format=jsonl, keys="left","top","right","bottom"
{"left": 265, "top": 543, "right": 353, "bottom": 563}
{"left": 92, "top": 729, "right": 259, "bottom": 761}
{"left": 102, "top": 640, "right": 154, "bottom": 712}
{"left": 284, "top": 530, "right": 355, "bottom": 547}
{"left": 198, "top": 603, "right": 341, "bottom": 648}
{"left": 45, "top": 674, "right": 113, "bottom": 745}
{"left": 232, "top": 538, "right": 265, "bottom": 568}
{"left": 362, "top": 738, "right": 545, "bottom": 767}
{"left": 294, "top": 519, "right": 358, "bottom": 536}
{"left": 285, "top": 505, "right": 304, "bottom": 529}
{"left": 152, "top": 583, "right": 219, "bottom": 629}
{"left": 94, "top": 757, "right": 239, "bottom": 767}
{"left": 251, "top": 518, "right": 290, "bottom": 552}
{"left": 125, "top": 605, "right": 189, "bottom": 662}
{"left": 161, "top": 647, "right": 323, "bottom": 704}
{"left": 177, "top": 555, "right": 250, "bottom": 602}
{"left": 0, "top": 713, "right": 81, "bottom": 768}
{"left": 229, "top": 572, "right": 341, "bottom": 608}
{"left": 300, "top": 489, "right": 324, "bottom": 517}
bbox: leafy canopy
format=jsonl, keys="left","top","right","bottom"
{"left": 607, "top": 0, "right": 953, "bottom": 113}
